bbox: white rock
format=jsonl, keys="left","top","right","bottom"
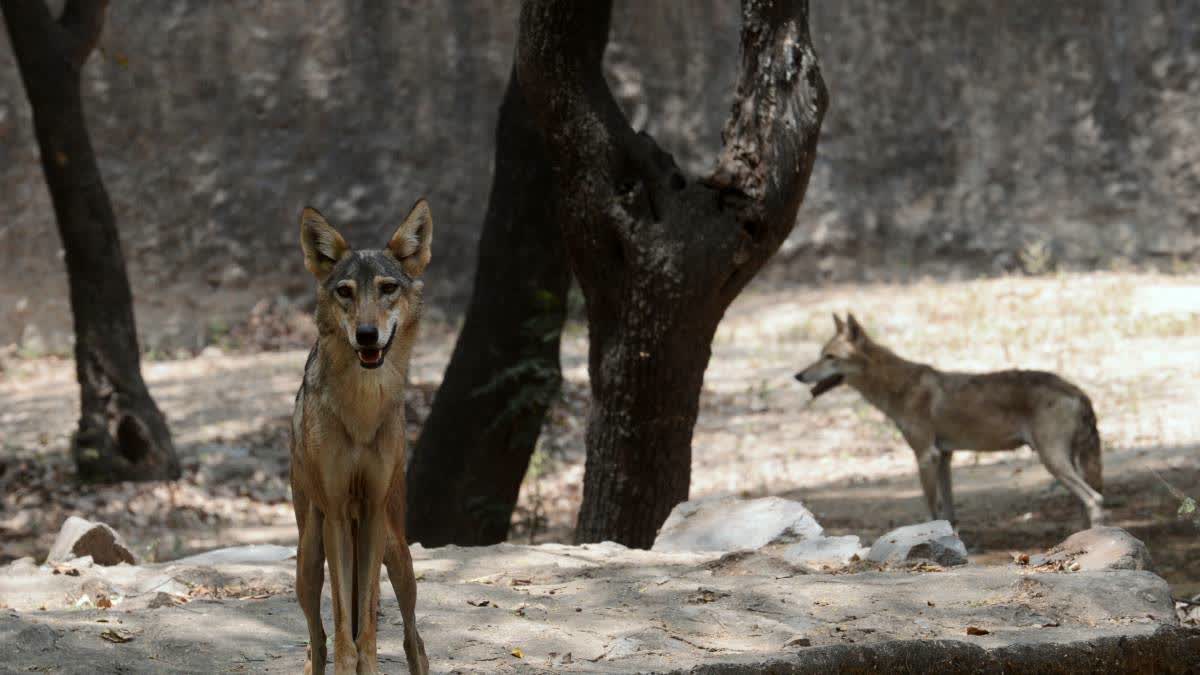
{"left": 779, "top": 535, "right": 866, "bottom": 566}
{"left": 46, "top": 516, "right": 136, "bottom": 566}
{"left": 867, "top": 520, "right": 967, "bottom": 567}
{"left": 172, "top": 544, "right": 296, "bottom": 566}
{"left": 653, "top": 496, "right": 823, "bottom": 553}
{"left": 1044, "top": 527, "right": 1153, "bottom": 572}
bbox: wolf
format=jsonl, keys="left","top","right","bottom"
{"left": 795, "top": 313, "right": 1104, "bottom": 528}
{"left": 290, "top": 201, "right": 432, "bottom": 674}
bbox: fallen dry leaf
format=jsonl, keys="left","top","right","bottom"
{"left": 511, "top": 647, "right": 523, "bottom": 658}
{"left": 100, "top": 628, "right": 135, "bottom": 643}
{"left": 96, "top": 595, "right": 113, "bottom": 609}
{"left": 966, "top": 626, "right": 990, "bottom": 636}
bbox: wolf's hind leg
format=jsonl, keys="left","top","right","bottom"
{"left": 1035, "top": 439, "right": 1105, "bottom": 528}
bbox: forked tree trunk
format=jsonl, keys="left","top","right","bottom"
{"left": 2, "top": 0, "right": 180, "bottom": 482}
{"left": 406, "top": 71, "right": 570, "bottom": 546}
{"left": 517, "top": 0, "right": 827, "bottom": 547}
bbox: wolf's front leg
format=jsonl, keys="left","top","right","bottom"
{"left": 904, "top": 430, "right": 942, "bottom": 521}
{"left": 354, "top": 505, "right": 387, "bottom": 674}
{"left": 295, "top": 498, "right": 327, "bottom": 675}
{"left": 324, "top": 514, "right": 359, "bottom": 675}
{"left": 915, "top": 451, "right": 942, "bottom": 520}
{"left": 385, "top": 490, "right": 429, "bottom": 675}
{"left": 933, "top": 447, "right": 956, "bottom": 525}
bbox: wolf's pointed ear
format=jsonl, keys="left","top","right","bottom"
{"left": 846, "top": 313, "right": 865, "bottom": 342}
{"left": 300, "top": 207, "right": 349, "bottom": 281}
{"left": 832, "top": 313, "right": 845, "bottom": 333}
{"left": 388, "top": 198, "right": 433, "bottom": 278}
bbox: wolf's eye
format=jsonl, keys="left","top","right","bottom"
{"left": 335, "top": 285, "right": 353, "bottom": 299}
{"left": 380, "top": 282, "right": 399, "bottom": 295}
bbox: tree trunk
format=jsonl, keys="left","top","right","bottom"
{"left": 3, "top": 0, "right": 180, "bottom": 482}
{"left": 406, "top": 70, "right": 570, "bottom": 546}
{"left": 516, "top": 0, "right": 827, "bottom": 547}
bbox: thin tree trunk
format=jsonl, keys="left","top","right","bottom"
{"left": 406, "top": 71, "right": 569, "bottom": 546}
{"left": 516, "top": 0, "right": 827, "bottom": 547}
{"left": 2, "top": 0, "right": 180, "bottom": 482}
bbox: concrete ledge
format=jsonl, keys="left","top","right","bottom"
{"left": 679, "top": 627, "right": 1200, "bottom": 674}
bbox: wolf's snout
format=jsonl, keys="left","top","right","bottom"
{"left": 794, "top": 371, "right": 807, "bottom": 383}
{"left": 356, "top": 324, "right": 379, "bottom": 346}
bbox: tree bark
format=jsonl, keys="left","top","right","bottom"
{"left": 2, "top": 0, "right": 180, "bottom": 482}
{"left": 516, "top": 0, "right": 827, "bottom": 547}
{"left": 406, "top": 70, "right": 570, "bottom": 546}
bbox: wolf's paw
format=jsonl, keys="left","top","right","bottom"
{"left": 304, "top": 643, "right": 327, "bottom": 675}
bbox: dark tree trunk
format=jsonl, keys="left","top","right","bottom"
{"left": 516, "top": 0, "right": 827, "bottom": 547}
{"left": 2, "top": 0, "right": 180, "bottom": 482}
{"left": 406, "top": 70, "right": 570, "bottom": 546}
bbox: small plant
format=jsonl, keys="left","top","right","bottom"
{"left": 1018, "top": 238, "right": 1054, "bottom": 276}
{"left": 1152, "top": 468, "right": 1199, "bottom": 528}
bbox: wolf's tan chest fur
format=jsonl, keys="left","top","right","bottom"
{"left": 297, "top": 356, "right": 407, "bottom": 515}
{"left": 322, "top": 365, "right": 405, "bottom": 446}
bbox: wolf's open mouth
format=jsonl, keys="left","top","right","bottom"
{"left": 356, "top": 326, "right": 397, "bottom": 370}
{"left": 809, "top": 374, "right": 844, "bottom": 399}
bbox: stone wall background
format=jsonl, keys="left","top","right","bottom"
{"left": 2, "top": 1, "right": 1197, "bottom": 351}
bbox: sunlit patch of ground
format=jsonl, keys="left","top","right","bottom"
{"left": 2, "top": 272, "right": 1198, "bottom": 597}
{"left": 517, "top": 272, "right": 1200, "bottom": 597}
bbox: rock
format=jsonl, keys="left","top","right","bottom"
{"left": 0, "top": 537, "right": 1193, "bottom": 672}
{"left": 4, "top": 557, "right": 37, "bottom": 575}
{"left": 13, "top": 624, "right": 59, "bottom": 654}
{"left": 46, "top": 517, "right": 136, "bottom": 566}
{"left": 172, "top": 544, "right": 295, "bottom": 566}
{"left": 209, "top": 263, "right": 249, "bottom": 288}
{"left": 778, "top": 535, "right": 866, "bottom": 566}
{"left": 146, "top": 592, "right": 183, "bottom": 609}
{"left": 198, "top": 345, "right": 224, "bottom": 359}
{"left": 80, "top": 578, "right": 117, "bottom": 604}
{"left": 867, "top": 521, "right": 967, "bottom": 567}
{"left": 1044, "top": 527, "right": 1153, "bottom": 572}
{"left": 652, "top": 496, "right": 823, "bottom": 553}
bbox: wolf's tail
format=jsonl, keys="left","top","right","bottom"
{"left": 1073, "top": 395, "right": 1103, "bottom": 494}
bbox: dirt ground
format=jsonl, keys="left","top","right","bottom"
{"left": 2, "top": 272, "right": 1198, "bottom": 599}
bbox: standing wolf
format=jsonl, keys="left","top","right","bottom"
{"left": 795, "top": 314, "right": 1104, "bottom": 528}
{"left": 290, "top": 201, "right": 432, "bottom": 674}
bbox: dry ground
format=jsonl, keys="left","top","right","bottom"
{"left": 2, "top": 272, "right": 1198, "bottom": 597}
